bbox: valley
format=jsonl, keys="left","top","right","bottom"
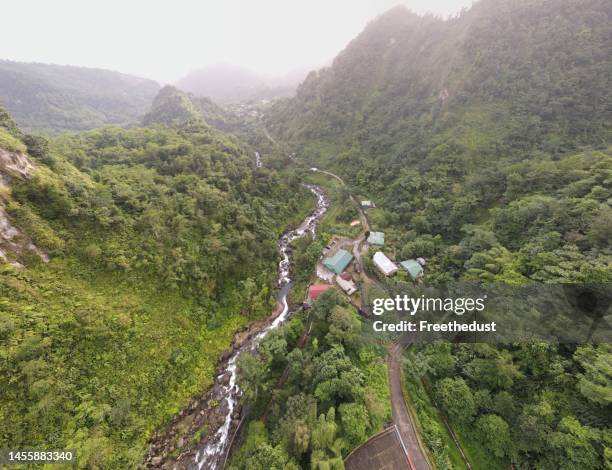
{"left": 145, "top": 184, "right": 329, "bottom": 469}
{"left": 0, "top": 0, "right": 610, "bottom": 469}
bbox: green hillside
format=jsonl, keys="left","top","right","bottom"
{"left": 270, "top": 0, "right": 610, "bottom": 156}
{"left": 0, "top": 105, "right": 311, "bottom": 467}
{"left": 144, "top": 85, "right": 294, "bottom": 170}
{"left": 268, "top": 0, "right": 612, "bottom": 284}
{"left": 257, "top": 0, "right": 612, "bottom": 468}
{"left": 143, "top": 85, "right": 238, "bottom": 132}
{"left": 0, "top": 60, "right": 160, "bottom": 133}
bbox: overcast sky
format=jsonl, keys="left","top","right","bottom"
{"left": 1, "top": 0, "right": 474, "bottom": 83}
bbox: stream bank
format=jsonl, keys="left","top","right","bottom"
{"left": 144, "top": 185, "right": 328, "bottom": 469}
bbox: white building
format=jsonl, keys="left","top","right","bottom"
{"left": 373, "top": 251, "right": 398, "bottom": 276}
{"left": 336, "top": 276, "right": 357, "bottom": 295}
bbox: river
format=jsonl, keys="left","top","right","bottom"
{"left": 193, "top": 184, "right": 328, "bottom": 470}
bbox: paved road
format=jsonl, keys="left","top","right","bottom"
{"left": 388, "top": 336, "right": 431, "bottom": 470}
{"left": 311, "top": 166, "right": 431, "bottom": 470}
{"left": 311, "top": 167, "right": 345, "bottom": 185}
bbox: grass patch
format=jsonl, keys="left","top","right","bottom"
{"left": 0, "top": 127, "right": 27, "bottom": 152}
{"left": 364, "top": 207, "right": 392, "bottom": 232}
{"left": 452, "top": 423, "right": 508, "bottom": 470}
{"left": 0, "top": 257, "right": 258, "bottom": 468}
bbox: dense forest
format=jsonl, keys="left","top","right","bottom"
{"left": 0, "top": 60, "right": 160, "bottom": 133}
{"left": 143, "top": 85, "right": 241, "bottom": 133}
{"left": 254, "top": 0, "right": 611, "bottom": 468}
{"left": 0, "top": 0, "right": 610, "bottom": 468}
{"left": 143, "top": 85, "right": 291, "bottom": 169}
{"left": 0, "top": 103, "right": 311, "bottom": 467}
{"left": 229, "top": 289, "right": 389, "bottom": 470}
{"left": 404, "top": 341, "right": 612, "bottom": 469}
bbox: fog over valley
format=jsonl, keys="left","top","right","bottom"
{"left": 0, "top": 1, "right": 609, "bottom": 469}
{"left": 0, "top": 0, "right": 474, "bottom": 83}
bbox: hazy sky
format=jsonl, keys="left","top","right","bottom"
{"left": 1, "top": 0, "right": 474, "bottom": 83}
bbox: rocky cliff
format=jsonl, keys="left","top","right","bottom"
{"left": 0, "top": 147, "right": 48, "bottom": 265}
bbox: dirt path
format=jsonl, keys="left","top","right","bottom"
{"left": 311, "top": 167, "right": 345, "bottom": 185}
{"left": 388, "top": 337, "right": 431, "bottom": 470}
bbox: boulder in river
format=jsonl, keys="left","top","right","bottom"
{"left": 221, "top": 349, "right": 232, "bottom": 361}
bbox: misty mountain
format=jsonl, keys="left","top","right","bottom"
{"left": 143, "top": 85, "right": 240, "bottom": 133}
{"left": 0, "top": 60, "right": 160, "bottom": 133}
{"left": 269, "top": 0, "right": 611, "bottom": 160}
{"left": 266, "top": 0, "right": 611, "bottom": 282}
{"left": 175, "top": 63, "right": 302, "bottom": 104}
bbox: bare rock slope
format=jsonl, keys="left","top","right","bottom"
{"left": 0, "top": 147, "right": 48, "bottom": 265}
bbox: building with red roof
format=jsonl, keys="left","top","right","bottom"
{"left": 308, "top": 284, "right": 333, "bottom": 301}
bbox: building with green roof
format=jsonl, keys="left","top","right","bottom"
{"left": 323, "top": 249, "right": 353, "bottom": 274}
{"left": 400, "top": 259, "right": 424, "bottom": 281}
{"left": 367, "top": 231, "right": 385, "bottom": 246}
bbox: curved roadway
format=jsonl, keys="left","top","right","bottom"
{"left": 388, "top": 337, "right": 431, "bottom": 470}
{"left": 311, "top": 167, "right": 431, "bottom": 470}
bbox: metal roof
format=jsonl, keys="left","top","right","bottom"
{"left": 336, "top": 277, "right": 357, "bottom": 295}
{"left": 345, "top": 426, "right": 411, "bottom": 470}
{"left": 373, "top": 251, "right": 397, "bottom": 276}
{"left": 323, "top": 249, "right": 354, "bottom": 274}
{"left": 308, "top": 284, "right": 333, "bottom": 300}
{"left": 400, "top": 259, "right": 424, "bottom": 280}
{"left": 367, "top": 231, "right": 385, "bottom": 245}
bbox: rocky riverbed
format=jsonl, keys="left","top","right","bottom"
{"left": 144, "top": 185, "right": 328, "bottom": 469}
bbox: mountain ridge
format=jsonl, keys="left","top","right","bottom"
{"left": 269, "top": 0, "right": 611, "bottom": 159}
{"left": 0, "top": 59, "right": 160, "bottom": 133}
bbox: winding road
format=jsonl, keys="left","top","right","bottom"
{"left": 145, "top": 136, "right": 431, "bottom": 468}
{"left": 311, "top": 167, "right": 431, "bottom": 470}
{"left": 389, "top": 337, "right": 431, "bottom": 470}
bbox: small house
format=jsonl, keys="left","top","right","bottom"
{"left": 367, "top": 231, "right": 385, "bottom": 246}
{"left": 339, "top": 272, "right": 352, "bottom": 281}
{"left": 373, "top": 252, "right": 397, "bottom": 276}
{"left": 400, "top": 259, "right": 424, "bottom": 281}
{"left": 323, "top": 249, "right": 354, "bottom": 274}
{"left": 308, "top": 284, "right": 333, "bottom": 302}
{"left": 336, "top": 276, "right": 357, "bottom": 296}
{"left": 361, "top": 200, "right": 374, "bottom": 208}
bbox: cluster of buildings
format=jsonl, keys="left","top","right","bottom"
{"left": 306, "top": 199, "right": 425, "bottom": 305}
{"left": 369, "top": 231, "right": 425, "bottom": 281}
{"left": 365, "top": 228, "right": 425, "bottom": 281}
{"left": 373, "top": 250, "right": 425, "bottom": 280}
{"left": 308, "top": 247, "right": 358, "bottom": 303}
